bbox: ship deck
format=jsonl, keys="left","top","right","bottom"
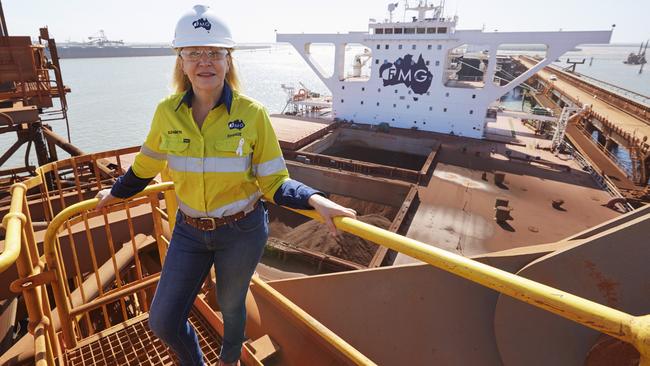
{"left": 270, "top": 114, "right": 336, "bottom": 150}
{"left": 395, "top": 114, "right": 619, "bottom": 263}
{"left": 263, "top": 113, "right": 621, "bottom": 265}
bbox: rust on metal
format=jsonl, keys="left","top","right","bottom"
{"left": 271, "top": 114, "right": 338, "bottom": 150}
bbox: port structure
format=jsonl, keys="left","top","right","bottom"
{"left": 515, "top": 55, "right": 650, "bottom": 199}
{"left": 0, "top": 21, "right": 89, "bottom": 192}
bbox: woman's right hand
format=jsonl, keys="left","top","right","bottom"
{"left": 94, "top": 188, "right": 117, "bottom": 211}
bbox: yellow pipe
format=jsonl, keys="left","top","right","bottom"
{"left": 251, "top": 276, "right": 376, "bottom": 366}
{"left": 0, "top": 183, "right": 27, "bottom": 273}
{"left": 290, "top": 208, "right": 648, "bottom": 358}
{"left": 43, "top": 182, "right": 175, "bottom": 258}
{"left": 632, "top": 315, "right": 650, "bottom": 366}
{"left": 2, "top": 181, "right": 56, "bottom": 364}
{"left": 42, "top": 182, "right": 174, "bottom": 348}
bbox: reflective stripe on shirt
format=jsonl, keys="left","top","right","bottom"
{"left": 140, "top": 144, "right": 167, "bottom": 160}
{"left": 178, "top": 191, "right": 262, "bottom": 218}
{"left": 253, "top": 156, "right": 286, "bottom": 177}
{"left": 167, "top": 154, "right": 252, "bottom": 173}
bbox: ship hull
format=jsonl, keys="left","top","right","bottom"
{"left": 55, "top": 46, "right": 174, "bottom": 59}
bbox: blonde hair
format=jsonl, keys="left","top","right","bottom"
{"left": 172, "top": 49, "right": 241, "bottom": 94}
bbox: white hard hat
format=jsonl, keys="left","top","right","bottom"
{"left": 172, "top": 4, "right": 236, "bottom": 49}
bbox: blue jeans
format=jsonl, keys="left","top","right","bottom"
{"left": 148, "top": 203, "right": 269, "bottom": 365}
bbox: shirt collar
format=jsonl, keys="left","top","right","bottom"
{"left": 175, "top": 81, "right": 233, "bottom": 114}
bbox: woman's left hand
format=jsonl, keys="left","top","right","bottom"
{"left": 308, "top": 194, "right": 357, "bottom": 237}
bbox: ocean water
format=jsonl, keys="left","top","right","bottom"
{"left": 556, "top": 45, "right": 650, "bottom": 97}
{"left": 1, "top": 44, "right": 648, "bottom": 168}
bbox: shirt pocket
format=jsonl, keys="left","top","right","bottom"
{"left": 214, "top": 137, "right": 253, "bottom": 157}
{"left": 160, "top": 135, "right": 190, "bottom": 177}
{"left": 211, "top": 138, "right": 253, "bottom": 174}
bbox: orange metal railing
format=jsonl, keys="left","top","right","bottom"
{"left": 0, "top": 148, "right": 144, "bottom": 364}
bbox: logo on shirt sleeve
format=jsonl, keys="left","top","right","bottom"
{"left": 228, "top": 120, "right": 245, "bottom": 130}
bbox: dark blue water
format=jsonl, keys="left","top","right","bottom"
{"left": 590, "top": 131, "right": 633, "bottom": 177}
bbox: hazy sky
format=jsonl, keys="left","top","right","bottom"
{"left": 3, "top": 0, "right": 648, "bottom": 44}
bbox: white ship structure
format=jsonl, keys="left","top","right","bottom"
{"left": 277, "top": 1, "right": 612, "bottom": 138}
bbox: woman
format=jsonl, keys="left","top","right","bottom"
{"left": 95, "top": 5, "right": 356, "bottom": 366}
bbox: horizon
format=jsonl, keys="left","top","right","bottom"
{"left": 3, "top": 0, "right": 649, "bottom": 45}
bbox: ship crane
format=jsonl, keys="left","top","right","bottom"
{"left": 87, "top": 29, "right": 124, "bottom": 47}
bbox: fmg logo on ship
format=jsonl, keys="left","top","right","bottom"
{"left": 379, "top": 54, "right": 433, "bottom": 95}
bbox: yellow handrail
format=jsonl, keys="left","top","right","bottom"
{"left": 290, "top": 208, "right": 650, "bottom": 365}
{"left": 0, "top": 183, "right": 27, "bottom": 273}
{"left": 42, "top": 182, "right": 376, "bottom": 364}
{"left": 42, "top": 182, "right": 175, "bottom": 348}
{"left": 8, "top": 178, "right": 650, "bottom": 365}
{"left": 0, "top": 174, "right": 43, "bottom": 273}
{"left": 1, "top": 176, "right": 56, "bottom": 365}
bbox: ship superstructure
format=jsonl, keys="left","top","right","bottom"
{"left": 277, "top": 1, "right": 612, "bottom": 138}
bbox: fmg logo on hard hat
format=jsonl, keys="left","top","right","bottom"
{"left": 379, "top": 54, "right": 433, "bottom": 95}
{"left": 192, "top": 18, "right": 212, "bottom": 31}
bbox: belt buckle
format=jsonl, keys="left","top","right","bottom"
{"left": 199, "top": 217, "right": 217, "bottom": 231}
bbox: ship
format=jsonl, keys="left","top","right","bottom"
{"left": 52, "top": 30, "right": 269, "bottom": 59}
{"left": 1, "top": 1, "right": 649, "bottom": 366}
{"left": 50, "top": 30, "right": 172, "bottom": 59}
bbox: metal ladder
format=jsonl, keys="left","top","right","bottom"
{"left": 551, "top": 106, "right": 579, "bottom": 151}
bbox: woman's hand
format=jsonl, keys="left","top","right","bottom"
{"left": 94, "top": 188, "right": 117, "bottom": 212}
{"left": 308, "top": 194, "right": 357, "bottom": 237}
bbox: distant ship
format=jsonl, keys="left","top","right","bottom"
{"left": 55, "top": 44, "right": 174, "bottom": 59}
{"left": 49, "top": 29, "right": 171, "bottom": 59}
{"left": 51, "top": 29, "right": 268, "bottom": 59}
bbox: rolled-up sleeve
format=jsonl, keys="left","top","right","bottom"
{"left": 273, "top": 179, "right": 324, "bottom": 209}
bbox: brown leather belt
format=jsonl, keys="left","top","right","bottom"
{"left": 179, "top": 201, "right": 259, "bottom": 231}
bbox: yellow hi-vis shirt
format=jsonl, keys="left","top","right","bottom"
{"left": 131, "top": 91, "right": 289, "bottom": 218}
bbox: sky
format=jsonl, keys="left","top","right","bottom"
{"left": 3, "top": 0, "right": 649, "bottom": 44}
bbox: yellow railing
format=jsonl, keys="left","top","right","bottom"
{"left": 3, "top": 177, "right": 650, "bottom": 365}
{"left": 40, "top": 182, "right": 376, "bottom": 365}
{"left": 41, "top": 182, "right": 174, "bottom": 349}
{"left": 0, "top": 176, "right": 41, "bottom": 273}
{"left": 292, "top": 208, "right": 650, "bottom": 365}
{"left": 1, "top": 174, "right": 58, "bottom": 366}
{"left": 0, "top": 147, "right": 140, "bottom": 365}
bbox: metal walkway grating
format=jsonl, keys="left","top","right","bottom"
{"left": 62, "top": 309, "right": 223, "bottom": 365}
